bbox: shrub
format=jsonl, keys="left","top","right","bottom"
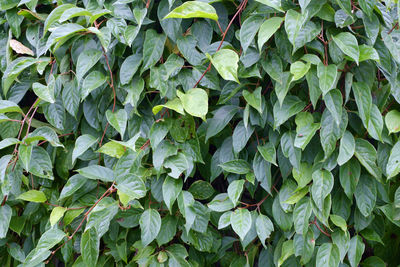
{"left": 1, "top": 0, "right": 400, "bottom": 266}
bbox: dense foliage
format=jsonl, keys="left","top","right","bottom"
{"left": 2, "top": 0, "right": 400, "bottom": 266}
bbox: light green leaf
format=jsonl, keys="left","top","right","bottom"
{"left": 208, "top": 193, "right": 234, "bottom": 212}
{"left": 44, "top": 4, "right": 75, "bottom": 33}
{"left": 17, "top": 190, "right": 47, "bottom": 203}
{"left": 385, "top": 110, "right": 400, "bottom": 134}
{"left": 207, "top": 49, "right": 239, "bottom": 83}
{"left": 177, "top": 88, "right": 208, "bottom": 118}
{"left": 332, "top": 32, "right": 359, "bottom": 63}
{"left": 59, "top": 7, "right": 92, "bottom": 22}
{"left": 164, "top": 1, "right": 218, "bottom": 21}
{"left": 140, "top": 209, "right": 161, "bottom": 247}
{"left": 257, "top": 143, "right": 277, "bottom": 166}
{"left": 330, "top": 214, "right": 347, "bottom": 232}
{"left": 386, "top": 140, "right": 400, "bottom": 179}
{"left": 255, "top": 0, "right": 283, "bottom": 12}
{"left": 317, "top": 63, "right": 338, "bottom": 95}
{"left": 2, "top": 57, "right": 38, "bottom": 95}
{"left": 359, "top": 44, "right": 379, "bottom": 62}
{"left": 24, "top": 126, "right": 64, "bottom": 147}
{"left": 290, "top": 61, "right": 310, "bottom": 81}
{"left": 106, "top": 109, "right": 127, "bottom": 137}
{"left": 258, "top": 16, "right": 284, "bottom": 51}
{"left": 230, "top": 208, "right": 252, "bottom": 240}
{"left": 243, "top": 87, "right": 262, "bottom": 113}
{"left": 97, "top": 141, "right": 125, "bottom": 158}
{"left": 32, "top": 82, "right": 55, "bottom": 103}
{"left": 227, "top": 180, "right": 245, "bottom": 206}
{"left": 0, "top": 100, "right": 23, "bottom": 114}
{"left": 153, "top": 98, "right": 185, "bottom": 115}
{"left": 49, "top": 207, "right": 67, "bottom": 227}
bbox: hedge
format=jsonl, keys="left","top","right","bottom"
{"left": 0, "top": 0, "right": 400, "bottom": 266}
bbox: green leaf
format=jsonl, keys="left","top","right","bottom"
{"left": 285, "top": 9, "right": 320, "bottom": 52}
{"left": 163, "top": 176, "right": 183, "bottom": 212}
{"left": 317, "top": 63, "right": 338, "bottom": 95}
{"left": 76, "top": 49, "right": 102, "bottom": 82}
{"left": 153, "top": 98, "right": 185, "bottom": 116}
{"left": 17, "top": 190, "right": 47, "bottom": 203}
{"left": 142, "top": 30, "right": 166, "bottom": 73}
{"left": 177, "top": 88, "right": 208, "bottom": 118}
{"left": 0, "top": 205, "right": 12, "bottom": 239}
{"left": 205, "top": 105, "right": 238, "bottom": 141}
{"left": 355, "top": 174, "right": 377, "bottom": 217}
{"left": 97, "top": 141, "right": 126, "bottom": 158}
{"left": 361, "top": 256, "right": 386, "bottom": 267}
{"left": 316, "top": 243, "right": 340, "bottom": 267}
{"left": 2, "top": 57, "right": 38, "bottom": 95}
{"left": 116, "top": 174, "right": 147, "bottom": 200}
{"left": 24, "top": 126, "right": 64, "bottom": 147}
{"left": 257, "top": 143, "right": 277, "bottom": 166}
{"left": 255, "top": 214, "right": 274, "bottom": 248}
{"left": 81, "top": 228, "right": 100, "bottom": 266}
{"left": 273, "top": 95, "right": 306, "bottom": 129}
{"left": 359, "top": 44, "right": 379, "bottom": 62}
{"left": 278, "top": 240, "right": 294, "bottom": 267}
{"left": 348, "top": 235, "right": 365, "bottom": 267}
{"left": 323, "top": 89, "right": 342, "bottom": 126}
{"left": 227, "top": 179, "right": 245, "bottom": 206}
{"left": 332, "top": 32, "right": 359, "bottom": 63}
{"left": 254, "top": 0, "right": 283, "bottom": 12}
{"left": 77, "top": 165, "right": 114, "bottom": 182}
{"left": 292, "top": 162, "right": 313, "bottom": 189}
{"left": 311, "top": 169, "right": 334, "bottom": 208}
{"left": 395, "top": 186, "right": 400, "bottom": 208}
{"left": 59, "top": 174, "right": 87, "bottom": 199}
{"left": 106, "top": 109, "right": 127, "bottom": 137}
{"left": 188, "top": 180, "right": 214, "bottom": 200}
{"left": 290, "top": 61, "right": 311, "bottom": 81}
{"left": 140, "top": 209, "right": 162, "bottom": 247}
{"left": 258, "top": 16, "right": 284, "bottom": 51}
{"left": 81, "top": 71, "right": 107, "bottom": 100}
{"left": 294, "top": 112, "right": 320, "bottom": 150}
{"left": 230, "top": 208, "right": 252, "bottom": 240}
{"left": 337, "top": 131, "right": 355, "bottom": 166}
{"left": 120, "top": 54, "right": 142, "bottom": 85}
{"left": 0, "top": 100, "right": 23, "bottom": 114}
{"left": 44, "top": 4, "right": 75, "bottom": 33}
{"left": 330, "top": 214, "right": 347, "bottom": 232}
{"left": 293, "top": 197, "right": 312, "bottom": 236}
{"left": 385, "top": 110, "right": 400, "bottom": 134}
{"left": 32, "top": 82, "right": 55, "bottom": 103}
{"left": 208, "top": 193, "right": 234, "bottom": 212}
{"left": 72, "top": 134, "right": 98, "bottom": 164}
{"left": 240, "top": 15, "right": 264, "bottom": 53}
{"left": 354, "top": 138, "right": 381, "bottom": 181}
{"left": 219, "top": 159, "right": 252, "bottom": 174}
{"left": 386, "top": 140, "right": 400, "bottom": 179}
{"left": 207, "top": 49, "right": 239, "bottom": 83}
{"left": 339, "top": 158, "right": 360, "bottom": 199}
{"left": 164, "top": 1, "right": 218, "bottom": 21}
{"left": 50, "top": 207, "right": 67, "bottom": 227}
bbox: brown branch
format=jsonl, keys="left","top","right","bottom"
{"left": 193, "top": 0, "right": 249, "bottom": 88}
{"left": 45, "top": 182, "right": 116, "bottom": 264}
